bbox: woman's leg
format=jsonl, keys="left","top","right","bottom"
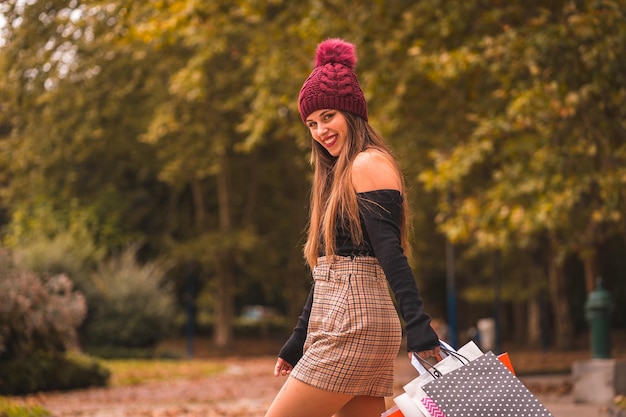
{"left": 265, "top": 376, "right": 353, "bottom": 417}
{"left": 335, "top": 395, "right": 386, "bottom": 417}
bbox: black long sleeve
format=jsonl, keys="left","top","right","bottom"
{"left": 358, "top": 190, "right": 439, "bottom": 352}
{"left": 278, "top": 283, "right": 314, "bottom": 367}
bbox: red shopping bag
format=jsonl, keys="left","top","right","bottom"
{"left": 381, "top": 405, "right": 405, "bottom": 417}
{"left": 497, "top": 352, "right": 515, "bottom": 375}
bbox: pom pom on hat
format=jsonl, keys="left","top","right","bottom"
{"left": 298, "top": 38, "right": 368, "bottom": 122}
{"left": 315, "top": 38, "right": 357, "bottom": 70}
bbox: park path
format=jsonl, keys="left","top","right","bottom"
{"left": 34, "top": 357, "right": 285, "bottom": 417}
{"left": 23, "top": 355, "right": 605, "bottom": 417}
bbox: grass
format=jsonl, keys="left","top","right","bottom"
{"left": 0, "top": 398, "right": 51, "bottom": 416}
{"left": 103, "top": 359, "right": 226, "bottom": 386}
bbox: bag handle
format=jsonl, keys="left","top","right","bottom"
{"left": 440, "top": 345, "right": 470, "bottom": 365}
{"left": 412, "top": 353, "right": 444, "bottom": 378}
{"left": 411, "top": 340, "right": 468, "bottom": 377}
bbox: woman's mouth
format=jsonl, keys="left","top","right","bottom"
{"left": 323, "top": 134, "right": 337, "bottom": 148}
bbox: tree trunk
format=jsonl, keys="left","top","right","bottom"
{"left": 242, "top": 151, "right": 259, "bottom": 229}
{"left": 527, "top": 295, "right": 541, "bottom": 347}
{"left": 213, "top": 156, "right": 234, "bottom": 350}
{"left": 191, "top": 178, "right": 206, "bottom": 230}
{"left": 580, "top": 246, "right": 599, "bottom": 294}
{"left": 214, "top": 256, "right": 234, "bottom": 349}
{"left": 547, "top": 252, "right": 574, "bottom": 349}
{"left": 527, "top": 258, "right": 550, "bottom": 348}
{"left": 512, "top": 301, "right": 527, "bottom": 345}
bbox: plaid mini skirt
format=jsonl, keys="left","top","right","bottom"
{"left": 290, "top": 256, "right": 402, "bottom": 397}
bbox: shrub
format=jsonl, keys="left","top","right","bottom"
{"left": 0, "top": 351, "right": 110, "bottom": 395}
{"left": 81, "top": 245, "right": 176, "bottom": 349}
{"left": 0, "top": 253, "right": 87, "bottom": 359}
{"left": 11, "top": 231, "right": 104, "bottom": 285}
{"left": 10, "top": 234, "right": 176, "bottom": 352}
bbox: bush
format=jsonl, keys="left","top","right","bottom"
{"left": 82, "top": 245, "right": 176, "bottom": 349}
{"left": 10, "top": 234, "right": 176, "bottom": 351}
{"left": 0, "top": 398, "right": 50, "bottom": 417}
{"left": 0, "top": 253, "right": 87, "bottom": 359}
{"left": 0, "top": 351, "right": 110, "bottom": 395}
{"left": 11, "top": 231, "right": 104, "bottom": 284}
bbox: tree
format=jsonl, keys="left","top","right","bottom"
{"left": 2, "top": 0, "right": 625, "bottom": 353}
{"left": 419, "top": 0, "right": 626, "bottom": 348}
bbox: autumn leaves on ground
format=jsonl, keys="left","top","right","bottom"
{"left": 6, "top": 336, "right": 624, "bottom": 417}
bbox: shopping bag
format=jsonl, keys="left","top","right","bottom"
{"left": 409, "top": 340, "right": 458, "bottom": 375}
{"left": 393, "top": 393, "right": 428, "bottom": 417}
{"left": 400, "top": 341, "right": 483, "bottom": 416}
{"left": 497, "top": 351, "right": 515, "bottom": 375}
{"left": 381, "top": 404, "right": 405, "bottom": 417}
{"left": 420, "top": 395, "right": 446, "bottom": 417}
{"left": 422, "top": 351, "right": 553, "bottom": 417}
{"left": 414, "top": 351, "right": 516, "bottom": 417}
{"left": 397, "top": 340, "right": 483, "bottom": 417}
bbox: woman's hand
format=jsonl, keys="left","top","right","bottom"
{"left": 408, "top": 346, "right": 443, "bottom": 363}
{"left": 273, "top": 357, "right": 294, "bottom": 377}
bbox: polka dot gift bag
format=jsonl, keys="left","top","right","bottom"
{"left": 422, "top": 351, "right": 554, "bottom": 417}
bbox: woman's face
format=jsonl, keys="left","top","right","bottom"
{"left": 305, "top": 109, "right": 348, "bottom": 157}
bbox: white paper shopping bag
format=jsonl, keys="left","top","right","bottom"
{"left": 397, "top": 341, "right": 484, "bottom": 417}
{"left": 393, "top": 393, "right": 428, "bottom": 417}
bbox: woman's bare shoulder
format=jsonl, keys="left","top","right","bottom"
{"left": 351, "top": 149, "right": 402, "bottom": 193}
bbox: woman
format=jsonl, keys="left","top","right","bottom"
{"left": 265, "top": 38, "right": 440, "bottom": 417}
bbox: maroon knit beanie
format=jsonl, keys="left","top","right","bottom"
{"left": 298, "top": 38, "right": 368, "bottom": 123}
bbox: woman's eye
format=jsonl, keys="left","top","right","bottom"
{"left": 323, "top": 113, "right": 334, "bottom": 121}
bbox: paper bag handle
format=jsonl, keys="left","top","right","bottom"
{"left": 411, "top": 339, "right": 467, "bottom": 376}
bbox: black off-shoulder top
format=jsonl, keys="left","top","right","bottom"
{"left": 278, "top": 190, "right": 439, "bottom": 367}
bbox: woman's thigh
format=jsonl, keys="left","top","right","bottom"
{"left": 335, "top": 395, "right": 386, "bottom": 417}
{"left": 265, "top": 376, "right": 387, "bottom": 417}
{"left": 265, "top": 376, "right": 352, "bottom": 417}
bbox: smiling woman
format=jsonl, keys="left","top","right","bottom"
{"left": 265, "top": 39, "right": 440, "bottom": 417}
{"left": 304, "top": 109, "right": 348, "bottom": 157}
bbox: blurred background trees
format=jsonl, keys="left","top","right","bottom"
{"left": 0, "top": 0, "right": 624, "bottom": 363}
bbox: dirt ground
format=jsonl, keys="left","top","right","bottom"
{"left": 30, "top": 356, "right": 286, "bottom": 417}
{"left": 24, "top": 355, "right": 420, "bottom": 417}
{"left": 14, "top": 336, "right": 625, "bottom": 417}
{"left": 12, "top": 354, "right": 573, "bottom": 417}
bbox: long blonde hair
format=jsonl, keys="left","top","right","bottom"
{"left": 303, "top": 112, "right": 412, "bottom": 268}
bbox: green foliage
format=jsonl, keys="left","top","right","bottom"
{"left": 419, "top": 1, "right": 626, "bottom": 254}
{"left": 0, "top": 351, "right": 109, "bottom": 395}
{"left": 10, "top": 228, "right": 104, "bottom": 291}
{"left": 4, "top": 197, "right": 128, "bottom": 257}
{"left": 0, "top": 398, "right": 50, "bottom": 417}
{"left": 81, "top": 245, "right": 176, "bottom": 349}
{"left": 0, "top": 253, "right": 87, "bottom": 359}
{"left": 0, "top": 0, "right": 625, "bottom": 352}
